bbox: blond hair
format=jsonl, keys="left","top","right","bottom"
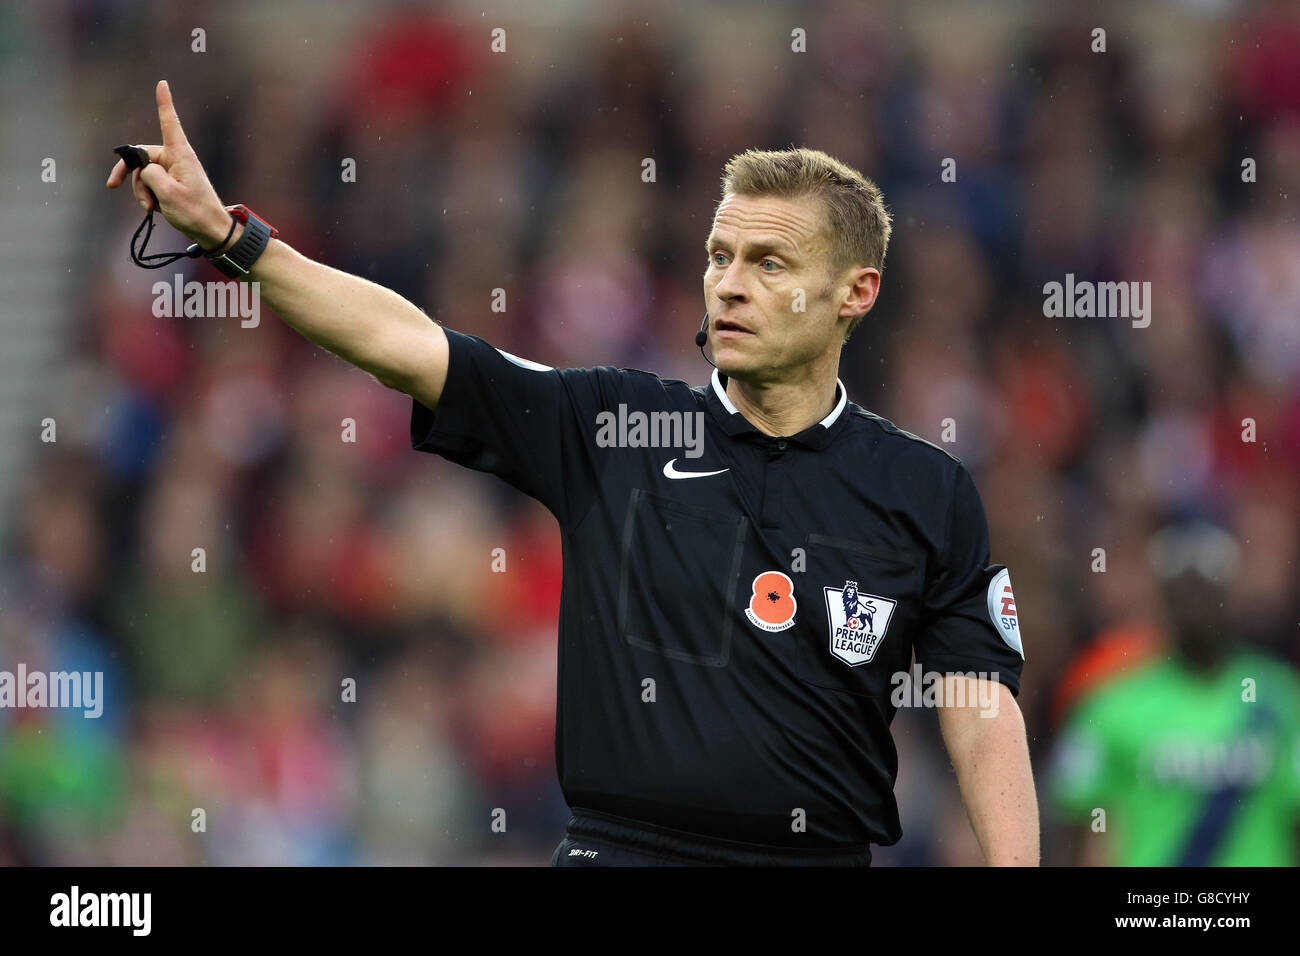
{"left": 720, "top": 147, "right": 892, "bottom": 341}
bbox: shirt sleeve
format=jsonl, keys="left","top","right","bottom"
{"left": 410, "top": 327, "right": 619, "bottom": 526}
{"left": 912, "top": 463, "right": 1026, "bottom": 697}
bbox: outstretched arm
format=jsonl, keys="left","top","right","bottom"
{"left": 106, "top": 80, "right": 448, "bottom": 408}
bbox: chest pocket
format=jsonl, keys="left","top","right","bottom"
{"left": 617, "top": 487, "right": 748, "bottom": 666}
{"left": 792, "top": 533, "right": 925, "bottom": 698}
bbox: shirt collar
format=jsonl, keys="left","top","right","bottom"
{"left": 706, "top": 368, "right": 848, "bottom": 449}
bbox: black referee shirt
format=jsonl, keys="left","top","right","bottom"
{"left": 411, "top": 328, "right": 1025, "bottom": 850}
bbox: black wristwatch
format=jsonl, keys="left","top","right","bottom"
{"left": 202, "top": 204, "right": 279, "bottom": 278}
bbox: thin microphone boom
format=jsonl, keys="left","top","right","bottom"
{"left": 696, "top": 312, "right": 715, "bottom": 368}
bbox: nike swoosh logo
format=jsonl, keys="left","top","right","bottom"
{"left": 663, "top": 459, "right": 729, "bottom": 480}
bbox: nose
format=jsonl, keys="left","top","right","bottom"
{"left": 711, "top": 259, "right": 748, "bottom": 304}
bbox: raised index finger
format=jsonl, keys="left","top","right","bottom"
{"left": 156, "top": 80, "right": 188, "bottom": 148}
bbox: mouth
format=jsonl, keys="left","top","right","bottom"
{"left": 713, "top": 318, "right": 754, "bottom": 336}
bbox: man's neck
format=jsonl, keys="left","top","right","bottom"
{"left": 724, "top": 368, "right": 841, "bottom": 437}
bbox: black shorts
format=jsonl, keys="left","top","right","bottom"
{"left": 550, "top": 808, "right": 873, "bottom": 867}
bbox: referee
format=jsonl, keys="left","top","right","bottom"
{"left": 109, "top": 81, "right": 1037, "bottom": 867}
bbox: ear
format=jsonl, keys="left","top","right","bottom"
{"left": 838, "top": 266, "right": 880, "bottom": 319}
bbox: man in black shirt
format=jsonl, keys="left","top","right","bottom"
{"left": 110, "top": 82, "right": 1037, "bottom": 866}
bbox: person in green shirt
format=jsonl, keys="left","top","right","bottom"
{"left": 1049, "top": 522, "right": 1300, "bottom": 866}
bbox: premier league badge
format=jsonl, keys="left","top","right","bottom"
{"left": 823, "top": 579, "right": 897, "bottom": 666}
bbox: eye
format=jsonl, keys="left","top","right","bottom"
{"left": 709, "top": 252, "right": 727, "bottom": 267}
{"left": 761, "top": 258, "right": 780, "bottom": 271}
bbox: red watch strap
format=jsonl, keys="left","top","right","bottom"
{"left": 225, "top": 204, "right": 279, "bottom": 239}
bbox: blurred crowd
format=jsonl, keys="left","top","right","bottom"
{"left": 1, "top": 0, "right": 1297, "bottom": 865}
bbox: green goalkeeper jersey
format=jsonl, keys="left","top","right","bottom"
{"left": 1049, "top": 651, "right": 1300, "bottom": 866}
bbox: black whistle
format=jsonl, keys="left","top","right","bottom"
{"left": 113, "top": 144, "right": 151, "bottom": 170}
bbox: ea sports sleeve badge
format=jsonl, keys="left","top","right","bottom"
{"left": 987, "top": 568, "right": 1024, "bottom": 659}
